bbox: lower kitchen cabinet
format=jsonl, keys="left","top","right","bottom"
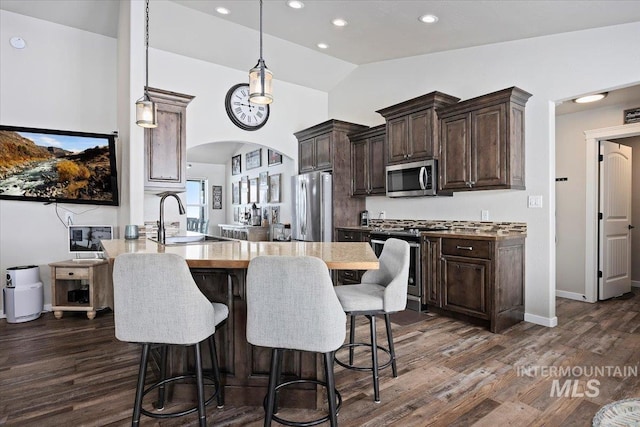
{"left": 335, "top": 228, "right": 370, "bottom": 285}
{"left": 424, "top": 234, "right": 525, "bottom": 333}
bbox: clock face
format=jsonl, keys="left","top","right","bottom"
{"left": 225, "top": 83, "right": 270, "bottom": 131}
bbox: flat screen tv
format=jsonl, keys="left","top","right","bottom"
{"left": 69, "top": 225, "right": 113, "bottom": 259}
{"left": 0, "top": 125, "right": 119, "bottom": 205}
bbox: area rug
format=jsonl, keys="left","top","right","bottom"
{"left": 592, "top": 398, "right": 640, "bottom": 426}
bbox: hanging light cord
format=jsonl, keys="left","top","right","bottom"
{"left": 259, "top": 0, "right": 265, "bottom": 94}
{"left": 144, "top": 0, "right": 150, "bottom": 96}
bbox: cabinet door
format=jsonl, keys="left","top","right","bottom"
{"left": 441, "top": 255, "right": 491, "bottom": 319}
{"left": 351, "top": 139, "right": 368, "bottom": 196}
{"left": 408, "top": 110, "right": 434, "bottom": 160}
{"left": 315, "top": 133, "right": 333, "bottom": 171}
{"left": 369, "top": 134, "right": 386, "bottom": 194}
{"left": 422, "top": 237, "right": 441, "bottom": 306}
{"left": 387, "top": 116, "right": 408, "bottom": 163}
{"left": 440, "top": 113, "right": 471, "bottom": 191}
{"left": 471, "top": 103, "right": 507, "bottom": 188}
{"left": 299, "top": 137, "right": 316, "bottom": 173}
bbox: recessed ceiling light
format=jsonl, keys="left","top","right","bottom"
{"left": 287, "top": 0, "right": 305, "bottom": 9}
{"left": 332, "top": 18, "right": 348, "bottom": 27}
{"left": 317, "top": 43, "right": 329, "bottom": 49}
{"left": 574, "top": 93, "right": 608, "bottom": 104}
{"left": 9, "top": 36, "right": 26, "bottom": 49}
{"left": 419, "top": 14, "right": 438, "bottom": 24}
{"left": 215, "top": 7, "right": 230, "bottom": 15}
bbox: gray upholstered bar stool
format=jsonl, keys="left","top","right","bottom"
{"left": 246, "top": 256, "right": 346, "bottom": 427}
{"left": 334, "top": 238, "right": 410, "bottom": 403}
{"left": 112, "top": 252, "right": 228, "bottom": 427}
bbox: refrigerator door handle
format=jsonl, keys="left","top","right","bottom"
{"left": 301, "top": 180, "right": 307, "bottom": 235}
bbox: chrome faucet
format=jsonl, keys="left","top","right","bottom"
{"left": 158, "top": 192, "right": 186, "bottom": 244}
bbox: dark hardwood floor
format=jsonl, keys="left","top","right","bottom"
{"left": 1, "top": 293, "right": 639, "bottom": 426}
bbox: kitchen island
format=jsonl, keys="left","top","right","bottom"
{"left": 101, "top": 238, "right": 378, "bottom": 408}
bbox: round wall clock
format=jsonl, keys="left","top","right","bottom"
{"left": 225, "top": 83, "right": 270, "bottom": 131}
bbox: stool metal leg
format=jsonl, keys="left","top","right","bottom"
{"left": 272, "top": 349, "right": 283, "bottom": 415}
{"left": 384, "top": 314, "right": 398, "bottom": 377}
{"left": 194, "top": 342, "right": 207, "bottom": 427}
{"left": 324, "top": 351, "right": 339, "bottom": 427}
{"left": 155, "top": 345, "right": 168, "bottom": 410}
{"left": 264, "top": 348, "right": 281, "bottom": 427}
{"left": 368, "top": 315, "right": 380, "bottom": 403}
{"left": 208, "top": 335, "right": 224, "bottom": 408}
{"left": 132, "top": 343, "right": 150, "bottom": 426}
{"left": 348, "top": 314, "right": 356, "bottom": 365}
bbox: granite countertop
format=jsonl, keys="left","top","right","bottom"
{"left": 101, "top": 239, "right": 379, "bottom": 270}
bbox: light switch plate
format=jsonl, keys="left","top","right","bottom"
{"left": 481, "top": 210, "right": 489, "bottom": 221}
{"left": 528, "top": 195, "right": 543, "bottom": 208}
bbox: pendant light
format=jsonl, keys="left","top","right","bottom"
{"left": 249, "top": 0, "right": 273, "bottom": 104}
{"left": 135, "top": 0, "right": 157, "bottom": 128}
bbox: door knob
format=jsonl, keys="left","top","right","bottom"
{"left": 630, "top": 225, "right": 636, "bottom": 230}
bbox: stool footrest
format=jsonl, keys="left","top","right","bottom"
{"left": 335, "top": 342, "right": 393, "bottom": 372}
{"left": 140, "top": 373, "right": 221, "bottom": 419}
{"left": 266, "top": 379, "right": 342, "bottom": 427}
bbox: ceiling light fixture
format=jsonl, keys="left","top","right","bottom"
{"left": 216, "top": 7, "right": 230, "bottom": 15}
{"left": 287, "top": 0, "right": 305, "bottom": 9}
{"left": 317, "top": 42, "right": 328, "bottom": 49}
{"left": 419, "top": 14, "right": 438, "bottom": 24}
{"left": 332, "top": 18, "right": 348, "bottom": 27}
{"left": 574, "top": 93, "right": 608, "bottom": 104}
{"left": 249, "top": 0, "right": 273, "bottom": 105}
{"left": 135, "top": 0, "right": 157, "bottom": 128}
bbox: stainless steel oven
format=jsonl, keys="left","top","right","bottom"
{"left": 370, "top": 232, "right": 422, "bottom": 312}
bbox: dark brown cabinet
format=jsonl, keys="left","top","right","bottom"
{"left": 350, "top": 124, "right": 386, "bottom": 196}
{"left": 144, "top": 87, "right": 194, "bottom": 190}
{"left": 377, "top": 92, "right": 459, "bottom": 165}
{"left": 438, "top": 87, "right": 531, "bottom": 192}
{"left": 424, "top": 234, "right": 525, "bottom": 333}
{"left": 294, "top": 120, "right": 368, "bottom": 230}
{"left": 335, "top": 228, "right": 370, "bottom": 285}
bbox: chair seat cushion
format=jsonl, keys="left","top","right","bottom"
{"left": 334, "top": 283, "right": 385, "bottom": 312}
{"left": 212, "top": 302, "right": 229, "bottom": 327}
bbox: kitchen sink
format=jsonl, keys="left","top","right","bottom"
{"left": 148, "top": 233, "right": 236, "bottom": 246}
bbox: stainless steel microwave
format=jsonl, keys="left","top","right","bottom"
{"left": 386, "top": 159, "right": 437, "bottom": 197}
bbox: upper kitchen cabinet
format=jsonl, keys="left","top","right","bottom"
{"left": 144, "top": 87, "right": 194, "bottom": 191}
{"left": 295, "top": 120, "right": 368, "bottom": 174}
{"left": 438, "top": 87, "right": 531, "bottom": 192}
{"left": 349, "top": 124, "right": 386, "bottom": 197}
{"left": 376, "top": 92, "right": 460, "bottom": 165}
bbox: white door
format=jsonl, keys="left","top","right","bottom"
{"left": 599, "top": 141, "right": 633, "bottom": 300}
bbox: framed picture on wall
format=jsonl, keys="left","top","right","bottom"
{"left": 232, "top": 182, "right": 240, "bottom": 205}
{"left": 240, "top": 176, "right": 249, "bottom": 204}
{"left": 259, "top": 171, "right": 269, "bottom": 203}
{"left": 246, "top": 148, "right": 262, "bottom": 170}
{"left": 269, "top": 173, "right": 281, "bottom": 203}
{"left": 212, "top": 185, "right": 222, "bottom": 209}
{"left": 268, "top": 149, "right": 282, "bottom": 166}
{"left": 232, "top": 154, "right": 241, "bottom": 175}
{"left": 249, "top": 178, "right": 258, "bottom": 203}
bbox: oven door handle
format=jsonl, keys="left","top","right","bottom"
{"left": 370, "top": 239, "right": 387, "bottom": 246}
{"left": 408, "top": 242, "right": 421, "bottom": 248}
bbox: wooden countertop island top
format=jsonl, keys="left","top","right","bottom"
{"left": 101, "top": 238, "right": 379, "bottom": 270}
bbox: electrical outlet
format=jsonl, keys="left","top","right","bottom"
{"left": 481, "top": 210, "right": 489, "bottom": 221}
{"left": 64, "top": 212, "right": 73, "bottom": 225}
{"left": 379, "top": 211, "right": 386, "bottom": 220}
{"left": 528, "top": 195, "right": 543, "bottom": 208}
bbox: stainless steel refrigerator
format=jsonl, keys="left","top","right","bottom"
{"left": 291, "top": 171, "right": 332, "bottom": 242}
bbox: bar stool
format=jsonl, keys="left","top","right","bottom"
{"left": 112, "top": 253, "right": 227, "bottom": 427}
{"left": 334, "top": 238, "right": 410, "bottom": 403}
{"left": 246, "top": 256, "right": 346, "bottom": 427}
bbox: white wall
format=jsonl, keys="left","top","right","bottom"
{"left": 556, "top": 102, "right": 640, "bottom": 298}
{"left": 0, "top": 10, "right": 118, "bottom": 311}
{"left": 327, "top": 22, "right": 640, "bottom": 325}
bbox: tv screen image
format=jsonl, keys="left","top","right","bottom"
{"left": 0, "top": 125, "right": 119, "bottom": 205}
{"left": 69, "top": 225, "right": 113, "bottom": 254}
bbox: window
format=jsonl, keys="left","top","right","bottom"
{"left": 186, "top": 178, "right": 207, "bottom": 223}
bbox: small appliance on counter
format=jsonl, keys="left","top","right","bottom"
{"left": 360, "top": 210, "right": 370, "bottom": 227}
{"left": 3, "top": 265, "right": 44, "bottom": 323}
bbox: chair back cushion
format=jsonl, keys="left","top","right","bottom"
{"left": 112, "top": 253, "right": 218, "bottom": 345}
{"left": 246, "top": 256, "right": 346, "bottom": 353}
{"left": 361, "top": 238, "right": 410, "bottom": 312}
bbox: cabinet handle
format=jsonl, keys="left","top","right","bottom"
{"left": 68, "top": 272, "right": 74, "bottom": 276}
{"left": 456, "top": 245, "right": 473, "bottom": 251}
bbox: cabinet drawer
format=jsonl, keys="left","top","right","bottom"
{"left": 56, "top": 268, "right": 90, "bottom": 280}
{"left": 442, "top": 238, "right": 491, "bottom": 259}
{"left": 336, "top": 230, "right": 361, "bottom": 241}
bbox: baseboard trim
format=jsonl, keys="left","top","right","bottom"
{"left": 632, "top": 280, "right": 640, "bottom": 289}
{"left": 556, "top": 290, "right": 590, "bottom": 302}
{"left": 525, "top": 312, "right": 558, "bottom": 328}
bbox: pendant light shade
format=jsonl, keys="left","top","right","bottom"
{"left": 249, "top": 0, "right": 273, "bottom": 105}
{"left": 136, "top": 0, "right": 157, "bottom": 128}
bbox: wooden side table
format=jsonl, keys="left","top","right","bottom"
{"left": 49, "top": 260, "right": 113, "bottom": 319}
